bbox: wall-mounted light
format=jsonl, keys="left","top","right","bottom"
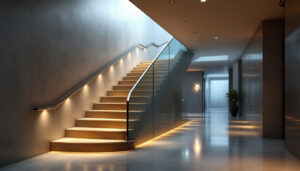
{"left": 193, "top": 83, "right": 201, "bottom": 93}
{"left": 201, "top": 0, "right": 206, "bottom": 2}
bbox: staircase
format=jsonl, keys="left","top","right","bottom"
{"left": 51, "top": 60, "right": 169, "bottom": 152}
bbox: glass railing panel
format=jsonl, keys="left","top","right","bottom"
{"left": 127, "top": 38, "right": 192, "bottom": 144}
{"left": 127, "top": 65, "right": 154, "bottom": 141}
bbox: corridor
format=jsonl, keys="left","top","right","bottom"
{"left": 2, "top": 111, "right": 299, "bottom": 171}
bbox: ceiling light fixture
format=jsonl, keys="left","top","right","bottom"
{"left": 168, "top": 1, "right": 176, "bottom": 4}
{"left": 201, "top": 0, "right": 206, "bottom": 2}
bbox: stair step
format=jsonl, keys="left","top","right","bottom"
{"left": 51, "top": 138, "right": 134, "bottom": 152}
{"left": 93, "top": 102, "right": 146, "bottom": 110}
{"left": 76, "top": 118, "right": 129, "bottom": 129}
{"left": 86, "top": 110, "right": 141, "bottom": 119}
{"left": 107, "top": 90, "right": 129, "bottom": 96}
{"left": 127, "top": 73, "right": 143, "bottom": 77}
{"left": 100, "top": 96, "right": 150, "bottom": 103}
{"left": 118, "top": 80, "right": 161, "bottom": 85}
{"left": 65, "top": 127, "right": 128, "bottom": 140}
{"left": 113, "top": 85, "right": 156, "bottom": 91}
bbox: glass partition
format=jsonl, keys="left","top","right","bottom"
{"left": 127, "top": 38, "right": 191, "bottom": 143}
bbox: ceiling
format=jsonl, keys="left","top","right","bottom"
{"left": 130, "top": 0, "right": 284, "bottom": 70}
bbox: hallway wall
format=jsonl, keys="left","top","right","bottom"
{"left": 0, "top": 0, "right": 171, "bottom": 166}
{"left": 241, "top": 20, "right": 284, "bottom": 138}
{"left": 285, "top": 0, "right": 300, "bottom": 159}
{"left": 181, "top": 71, "right": 203, "bottom": 113}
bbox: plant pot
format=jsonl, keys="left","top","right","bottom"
{"left": 230, "top": 104, "right": 239, "bottom": 117}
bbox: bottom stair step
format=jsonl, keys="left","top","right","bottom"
{"left": 51, "top": 138, "right": 134, "bottom": 152}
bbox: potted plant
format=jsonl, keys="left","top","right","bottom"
{"left": 226, "top": 89, "right": 243, "bottom": 117}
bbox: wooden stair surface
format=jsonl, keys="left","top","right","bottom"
{"left": 51, "top": 60, "right": 168, "bottom": 152}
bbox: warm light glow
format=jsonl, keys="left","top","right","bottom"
{"left": 193, "top": 83, "right": 201, "bottom": 92}
{"left": 201, "top": 0, "right": 206, "bottom": 2}
{"left": 64, "top": 98, "right": 71, "bottom": 106}
{"left": 110, "top": 65, "right": 114, "bottom": 71}
{"left": 128, "top": 52, "right": 131, "bottom": 59}
{"left": 83, "top": 84, "right": 88, "bottom": 92}
{"left": 136, "top": 121, "right": 192, "bottom": 148}
{"left": 194, "top": 138, "right": 202, "bottom": 158}
{"left": 143, "top": 47, "right": 147, "bottom": 51}
{"left": 120, "top": 58, "right": 123, "bottom": 65}
{"left": 39, "top": 110, "right": 49, "bottom": 124}
{"left": 98, "top": 74, "right": 102, "bottom": 80}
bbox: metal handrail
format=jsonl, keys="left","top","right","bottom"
{"left": 33, "top": 41, "right": 168, "bottom": 111}
{"left": 126, "top": 37, "right": 174, "bottom": 140}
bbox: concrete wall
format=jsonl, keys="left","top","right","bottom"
{"left": 285, "top": 0, "right": 300, "bottom": 159}
{"left": 181, "top": 71, "right": 203, "bottom": 113}
{"left": 0, "top": 0, "right": 171, "bottom": 166}
{"left": 241, "top": 20, "right": 284, "bottom": 138}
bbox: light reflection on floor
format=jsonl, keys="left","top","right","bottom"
{"left": 2, "top": 111, "right": 300, "bottom": 171}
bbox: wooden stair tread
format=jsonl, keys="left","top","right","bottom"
{"left": 77, "top": 118, "right": 137, "bottom": 122}
{"left": 66, "top": 127, "right": 129, "bottom": 132}
{"left": 52, "top": 138, "right": 129, "bottom": 144}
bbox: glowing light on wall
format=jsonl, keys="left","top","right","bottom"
{"left": 193, "top": 83, "right": 201, "bottom": 93}
{"left": 65, "top": 98, "right": 71, "bottom": 105}
{"left": 39, "top": 110, "right": 49, "bottom": 124}
{"left": 128, "top": 52, "right": 131, "bottom": 59}
{"left": 110, "top": 65, "right": 114, "bottom": 72}
{"left": 83, "top": 84, "right": 88, "bottom": 92}
{"left": 98, "top": 74, "right": 102, "bottom": 80}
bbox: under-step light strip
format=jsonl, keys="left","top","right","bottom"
{"left": 136, "top": 121, "right": 192, "bottom": 148}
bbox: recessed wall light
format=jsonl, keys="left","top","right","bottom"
{"left": 168, "top": 1, "right": 176, "bottom": 4}
{"left": 214, "top": 36, "right": 219, "bottom": 40}
{"left": 201, "top": 0, "right": 206, "bottom": 2}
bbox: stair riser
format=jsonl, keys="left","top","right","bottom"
{"left": 65, "top": 130, "right": 126, "bottom": 140}
{"left": 113, "top": 86, "right": 132, "bottom": 90}
{"left": 107, "top": 91, "right": 129, "bottom": 96}
{"left": 100, "top": 96, "right": 150, "bottom": 103}
{"left": 51, "top": 141, "right": 134, "bottom": 152}
{"left": 123, "top": 76, "right": 166, "bottom": 81}
{"left": 93, "top": 103, "right": 126, "bottom": 110}
{"left": 127, "top": 73, "right": 142, "bottom": 77}
{"left": 123, "top": 77, "right": 139, "bottom": 81}
{"left": 76, "top": 120, "right": 126, "bottom": 129}
{"left": 86, "top": 111, "right": 139, "bottom": 119}
{"left": 118, "top": 81, "right": 162, "bottom": 85}
{"left": 101, "top": 97, "right": 126, "bottom": 103}
{"left": 86, "top": 111, "right": 126, "bottom": 119}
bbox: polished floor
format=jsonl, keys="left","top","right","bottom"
{"left": 2, "top": 111, "right": 300, "bottom": 171}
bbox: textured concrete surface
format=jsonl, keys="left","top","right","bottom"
{"left": 0, "top": 0, "right": 170, "bottom": 166}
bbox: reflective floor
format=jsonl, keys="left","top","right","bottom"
{"left": 2, "top": 110, "right": 300, "bottom": 171}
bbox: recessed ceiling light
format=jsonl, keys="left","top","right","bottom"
{"left": 201, "top": 0, "right": 206, "bottom": 2}
{"left": 168, "top": 1, "right": 176, "bottom": 4}
{"left": 214, "top": 36, "right": 219, "bottom": 40}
